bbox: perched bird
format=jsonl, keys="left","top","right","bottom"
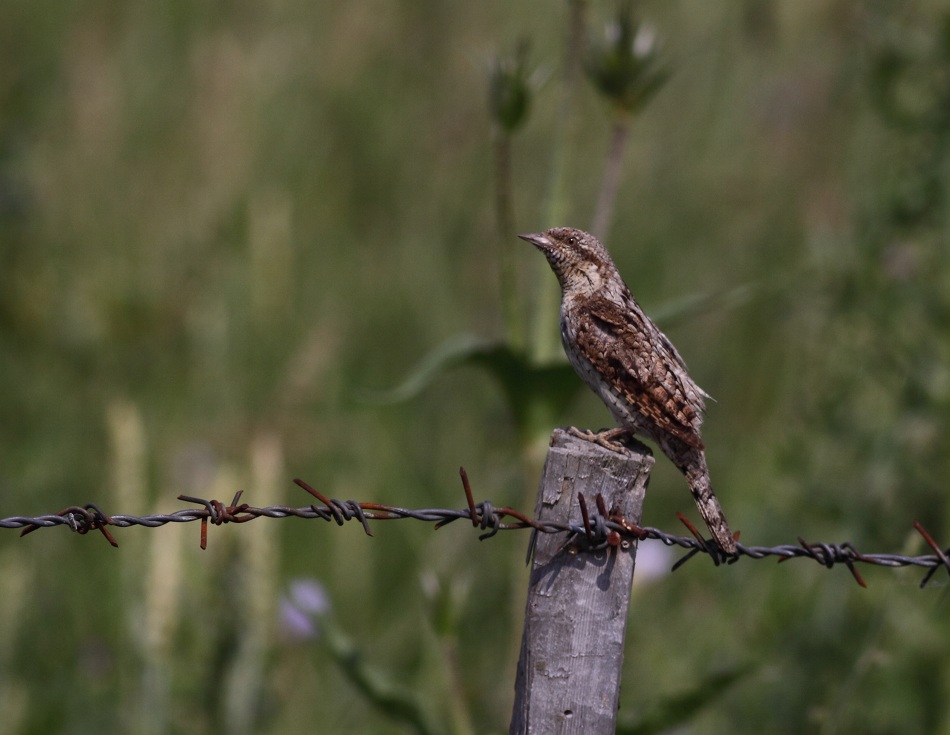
{"left": 520, "top": 227, "right": 737, "bottom": 554}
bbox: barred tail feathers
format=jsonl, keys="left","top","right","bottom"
{"left": 660, "top": 437, "right": 737, "bottom": 555}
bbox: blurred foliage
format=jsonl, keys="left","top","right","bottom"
{"left": 616, "top": 662, "right": 755, "bottom": 735}
{"left": 368, "top": 333, "right": 580, "bottom": 445}
{"left": 586, "top": 0, "right": 669, "bottom": 115}
{"left": 489, "top": 38, "right": 535, "bottom": 134}
{"left": 2, "top": 1, "right": 950, "bottom": 734}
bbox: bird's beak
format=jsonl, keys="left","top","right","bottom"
{"left": 518, "top": 232, "right": 551, "bottom": 250}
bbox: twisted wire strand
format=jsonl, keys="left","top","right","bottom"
{"left": 4, "top": 470, "right": 948, "bottom": 588}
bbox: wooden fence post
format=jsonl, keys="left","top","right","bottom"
{"left": 509, "top": 428, "right": 654, "bottom": 735}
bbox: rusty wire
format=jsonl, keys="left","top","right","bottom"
{"left": 4, "top": 468, "right": 949, "bottom": 589}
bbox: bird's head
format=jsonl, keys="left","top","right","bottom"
{"left": 518, "top": 227, "right": 616, "bottom": 297}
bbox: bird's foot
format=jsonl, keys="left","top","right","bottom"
{"left": 567, "top": 426, "right": 632, "bottom": 454}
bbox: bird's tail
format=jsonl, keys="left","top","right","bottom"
{"left": 662, "top": 438, "right": 737, "bottom": 555}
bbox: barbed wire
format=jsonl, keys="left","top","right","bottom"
{"left": 3, "top": 468, "right": 948, "bottom": 589}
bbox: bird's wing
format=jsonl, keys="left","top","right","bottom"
{"left": 572, "top": 295, "right": 705, "bottom": 450}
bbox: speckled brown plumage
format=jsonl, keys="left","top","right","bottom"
{"left": 520, "top": 226, "right": 737, "bottom": 554}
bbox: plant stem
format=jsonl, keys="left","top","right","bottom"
{"left": 591, "top": 112, "right": 632, "bottom": 240}
{"left": 492, "top": 129, "right": 524, "bottom": 351}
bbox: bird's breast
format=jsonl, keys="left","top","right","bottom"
{"left": 559, "top": 313, "right": 646, "bottom": 433}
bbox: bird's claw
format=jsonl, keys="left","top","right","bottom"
{"left": 567, "top": 426, "right": 631, "bottom": 454}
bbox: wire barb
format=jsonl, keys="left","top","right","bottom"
{"left": 913, "top": 521, "right": 950, "bottom": 588}
{"left": 19, "top": 504, "right": 119, "bottom": 548}
{"left": 673, "top": 512, "right": 735, "bottom": 567}
{"left": 177, "top": 493, "right": 252, "bottom": 549}
{"left": 294, "top": 478, "right": 374, "bottom": 537}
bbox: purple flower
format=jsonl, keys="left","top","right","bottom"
{"left": 279, "top": 578, "right": 331, "bottom": 641}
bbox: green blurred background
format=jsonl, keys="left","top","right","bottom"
{"left": 2, "top": 1, "right": 950, "bottom": 733}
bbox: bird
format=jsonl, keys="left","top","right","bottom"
{"left": 519, "top": 226, "right": 737, "bottom": 555}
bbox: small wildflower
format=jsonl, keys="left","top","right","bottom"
{"left": 278, "top": 577, "right": 331, "bottom": 641}
{"left": 289, "top": 578, "right": 331, "bottom": 615}
{"left": 631, "top": 539, "right": 673, "bottom": 588}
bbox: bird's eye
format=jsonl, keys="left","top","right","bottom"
{"left": 568, "top": 237, "right": 576, "bottom": 245}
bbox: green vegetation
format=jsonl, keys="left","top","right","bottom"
{"left": 1, "top": 2, "right": 949, "bottom": 733}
